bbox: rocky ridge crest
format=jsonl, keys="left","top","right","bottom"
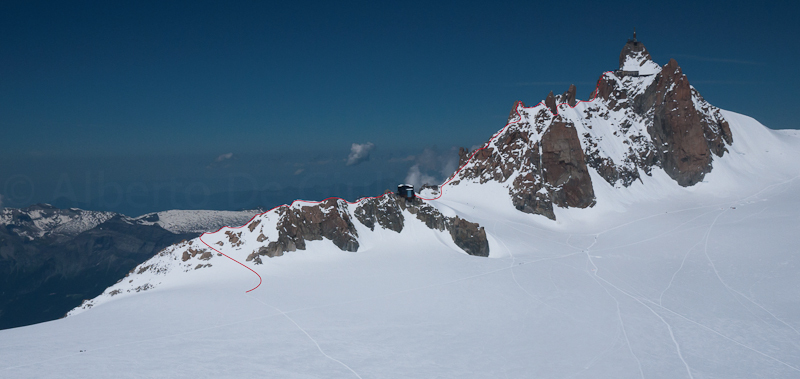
{"left": 74, "top": 192, "right": 492, "bottom": 310}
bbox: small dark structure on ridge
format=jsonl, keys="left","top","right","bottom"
{"left": 628, "top": 27, "right": 638, "bottom": 45}
{"left": 616, "top": 28, "right": 654, "bottom": 78}
{"left": 397, "top": 184, "right": 415, "bottom": 200}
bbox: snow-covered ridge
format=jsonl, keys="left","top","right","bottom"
{"left": 68, "top": 194, "right": 491, "bottom": 314}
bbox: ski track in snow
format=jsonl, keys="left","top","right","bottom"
{"left": 564, "top": 324, "right": 625, "bottom": 379}
{"left": 577, "top": 233, "right": 646, "bottom": 379}
{"left": 590, "top": 209, "right": 718, "bottom": 254}
{"left": 658, "top": 240, "right": 703, "bottom": 307}
{"left": 493, "top": 220, "right": 565, "bottom": 317}
{"left": 246, "top": 295, "right": 363, "bottom": 379}
{"left": 578, "top": 176, "right": 800, "bottom": 376}
{"left": 585, "top": 242, "right": 693, "bottom": 379}
{"left": 645, "top": 296, "right": 800, "bottom": 372}
{"left": 701, "top": 210, "right": 800, "bottom": 337}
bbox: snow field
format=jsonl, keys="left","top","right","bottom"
{"left": 2, "top": 112, "right": 800, "bottom": 378}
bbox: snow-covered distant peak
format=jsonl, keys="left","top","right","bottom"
{"left": 0, "top": 205, "right": 262, "bottom": 240}
{"left": 0, "top": 204, "right": 116, "bottom": 240}
{"left": 133, "top": 209, "right": 261, "bottom": 234}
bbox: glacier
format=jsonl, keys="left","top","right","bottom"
{"left": 1, "top": 111, "right": 799, "bottom": 378}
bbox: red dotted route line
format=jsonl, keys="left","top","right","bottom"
{"left": 200, "top": 71, "right": 615, "bottom": 293}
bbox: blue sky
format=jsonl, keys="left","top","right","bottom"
{"left": 1, "top": 0, "right": 797, "bottom": 214}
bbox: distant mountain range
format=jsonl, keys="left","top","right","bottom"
{"left": 0, "top": 204, "right": 258, "bottom": 330}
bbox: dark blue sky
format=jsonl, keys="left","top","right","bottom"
{"left": 2, "top": 0, "right": 797, "bottom": 214}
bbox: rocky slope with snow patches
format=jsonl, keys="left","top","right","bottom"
{"left": 450, "top": 37, "right": 732, "bottom": 219}
{"left": 70, "top": 194, "right": 490, "bottom": 313}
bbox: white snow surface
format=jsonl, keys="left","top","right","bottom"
{"left": 3, "top": 113, "right": 800, "bottom": 378}
{"left": 620, "top": 48, "right": 661, "bottom": 75}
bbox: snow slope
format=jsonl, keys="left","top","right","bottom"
{"left": 1, "top": 112, "right": 799, "bottom": 378}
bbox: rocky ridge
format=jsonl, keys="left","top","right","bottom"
{"left": 208, "top": 193, "right": 488, "bottom": 266}
{"left": 73, "top": 193, "right": 491, "bottom": 311}
{"left": 450, "top": 37, "right": 733, "bottom": 219}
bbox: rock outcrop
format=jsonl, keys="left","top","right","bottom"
{"left": 243, "top": 194, "right": 490, "bottom": 263}
{"left": 447, "top": 216, "right": 490, "bottom": 257}
{"left": 354, "top": 193, "right": 404, "bottom": 233}
{"left": 265, "top": 198, "right": 360, "bottom": 257}
{"left": 397, "top": 196, "right": 490, "bottom": 257}
{"left": 563, "top": 84, "right": 577, "bottom": 107}
{"left": 545, "top": 91, "right": 557, "bottom": 114}
{"left": 647, "top": 59, "right": 713, "bottom": 185}
{"left": 540, "top": 116, "right": 595, "bottom": 208}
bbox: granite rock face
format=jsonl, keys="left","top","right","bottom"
{"left": 540, "top": 116, "right": 595, "bottom": 208}
{"left": 447, "top": 216, "right": 490, "bottom": 257}
{"left": 354, "top": 193, "right": 404, "bottom": 233}
{"left": 564, "top": 84, "right": 577, "bottom": 107}
{"left": 450, "top": 38, "right": 733, "bottom": 219}
{"left": 397, "top": 196, "right": 490, "bottom": 257}
{"left": 243, "top": 194, "right": 490, "bottom": 262}
{"left": 648, "top": 59, "right": 713, "bottom": 185}
{"left": 265, "top": 198, "right": 360, "bottom": 257}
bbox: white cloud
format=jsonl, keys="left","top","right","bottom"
{"left": 404, "top": 164, "right": 438, "bottom": 189}
{"left": 346, "top": 142, "right": 375, "bottom": 166}
{"left": 215, "top": 153, "right": 234, "bottom": 162}
{"left": 207, "top": 153, "right": 237, "bottom": 170}
{"left": 403, "top": 147, "right": 460, "bottom": 188}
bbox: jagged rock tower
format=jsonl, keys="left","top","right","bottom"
{"left": 451, "top": 35, "right": 733, "bottom": 219}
